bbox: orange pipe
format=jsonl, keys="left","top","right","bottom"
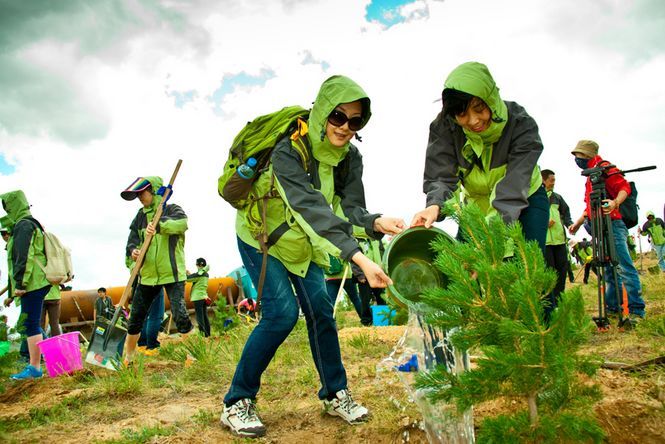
{"left": 58, "top": 277, "right": 238, "bottom": 325}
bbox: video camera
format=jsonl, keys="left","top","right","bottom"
{"left": 581, "top": 163, "right": 614, "bottom": 184}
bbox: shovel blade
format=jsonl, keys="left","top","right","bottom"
{"left": 85, "top": 317, "right": 127, "bottom": 371}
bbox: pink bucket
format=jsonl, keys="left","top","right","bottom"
{"left": 37, "top": 331, "right": 84, "bottom": 377}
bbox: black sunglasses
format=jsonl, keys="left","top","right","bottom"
{"left": 327, "top": 109, "right": 364, "bottom": 131}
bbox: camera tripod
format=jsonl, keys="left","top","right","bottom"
{"left": 582, "top": 163, "right": 655, "bottom": 330}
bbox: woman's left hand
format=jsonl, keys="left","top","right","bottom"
{"left": 14, "top": 289, "right": 26, "bottom": 297}
{"left": 373, "top": 217, "right": 406, "bottom": 235}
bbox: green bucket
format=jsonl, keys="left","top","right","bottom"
{"left": 383, "top": 226, "right": 453, "bottom": 306}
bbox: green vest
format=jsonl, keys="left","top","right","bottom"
{"left": 546, "top": 191, "right": 566, "bottom": 246}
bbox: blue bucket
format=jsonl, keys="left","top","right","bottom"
{"left": 371, "top": 305, "right": 395, "bottom": 326}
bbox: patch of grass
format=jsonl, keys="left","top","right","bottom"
{"left": 192, "top": 408, "right": 216, "bottom": 425}
{"left": 93, "top": 355, "right": 146, "bottom": 397}
{"left": 0, "top": 350, "right": 22, "bottom": 394}
{"left": 0, "top": 395, "right": 85, "bottom": 432}
{"left": 101, "top": 425, "right": 176, "bottom": 444}
{"left": 347, "top": 331, "right": 373, "bottom": 351}
{"left": 636, "top": 316, "right": 665, "bottom": 338}
{"left": 180, "top": 334, "right": 220, "bottom": 361}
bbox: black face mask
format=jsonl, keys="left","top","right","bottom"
{"left": 575, "top": 157, "right": 589, "bottom": 169}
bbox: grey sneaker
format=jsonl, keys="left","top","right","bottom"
{"left": 220, "top": 398, "right": 266, "bottom": 438}
{"left": 323, "top": 389, "right": 369, "bottom": 424}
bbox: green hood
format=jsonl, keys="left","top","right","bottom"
{"left": 444, "top": 62, "right": 508, "bottom": 159}
{"left": 199, "top": 264, "right": 210, "bottom": 274}
{"left": 0, "top": 190, "right": 32, "bottom": 230}
{"left": 307, "top": 75, "right": 371, "bottom": 166}
{"left": 142, "top": 176, "right": 164, "bottom": 214}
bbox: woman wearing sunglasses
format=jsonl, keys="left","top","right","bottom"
{"left": 221, "top": 75, "right": 405, "bottom": 438}
{"left": 411, "top": 61, "right": 548, "bottom": 253}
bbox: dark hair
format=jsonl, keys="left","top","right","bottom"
{"left": 98, "top": 287, "right": 106, "bottom": 293}
{"left": 541, "top": 169, "right": 555, "bottom": 181}
{"left": 196, "top": 258, "right": 206, "bottom": 266}
{"left": 442, "top": 88, "right": 479, "bottom": 118}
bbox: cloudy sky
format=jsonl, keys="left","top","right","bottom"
{"left": 0, "top": 0, "right": 663, "bottom": 313}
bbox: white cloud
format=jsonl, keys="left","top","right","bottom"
{"left": 0, "top": 0, "right": 663, "bottom": 315}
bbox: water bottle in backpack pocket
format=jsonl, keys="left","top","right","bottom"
{"left": 221, "top": 157, "right": 258, "bottom": 206}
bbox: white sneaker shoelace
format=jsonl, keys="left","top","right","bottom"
{"left": 236, "top": 399, "right": 260, "bottom": 423}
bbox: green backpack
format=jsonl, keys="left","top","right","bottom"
{"left": 218, "top": 105, "right": 311, "bottom": 209}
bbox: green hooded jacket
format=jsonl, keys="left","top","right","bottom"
{"left": 44, "top": 284, "right": 61, "bottom": 301}
{"left": 0, "top": 190, "right": 49, "bottom": 293}
{"left": 546, "top": 190, "right": 573, "bottom": 246}
{"left": 235, "top": 75, "right": 382, "bottom": 277}
{"left": 640, "top": 211, "right": 665, "bottom": 245}
{"left": 187, "top": 265, "right": 210, "bottom": 302}
{"left": 125, "top": 177, "right": 188, "bottom": 285}
{"left": 423, "top": 62, "right": 543, "bottom": 224}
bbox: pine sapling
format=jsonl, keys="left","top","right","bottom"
{"left": 415, "top": 204, "right": 603, "bottom": 443}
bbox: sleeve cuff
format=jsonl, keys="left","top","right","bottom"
{"left": 364, "top": 213, "right": 383, "bottom": 239}
{"left": 342, "top": 246, "right": 361, "bottom": 263}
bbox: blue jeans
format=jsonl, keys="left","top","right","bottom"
{"left": 653, "top": 243, "right": 665, "bottom": 271}
{"left": 138, "top": 289, "right": 165, "bottom": 349}
{"left": 224, "top": 238, "right": 348, "bottom": 405}
{"left": 605, "top": 219, "right": 646, "bottom": 317}
{"left": 325, "top": 278, "right": 362, "bottom": 318}
{"left": 18, "top": 285, "right": 51, "bottom": 336}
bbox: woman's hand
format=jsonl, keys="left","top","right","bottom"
{"left": 14, "top": 289, "right": 26, "bottom": 297}
{"left": 410, "top": 205, "right": 440, "bottom": 228}
{"left": 352, "top": 252, "right": 392, "bottom": 288}
{"left": 131, "top": 249, "right": 140, "bottom": 261}
{"left": 373, "top": 217, "right": 406, "bottom": 235}
{"left": 146, "top": 222, "right": 157, "bottom": 236}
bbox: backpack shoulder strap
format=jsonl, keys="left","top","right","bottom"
{"left": 289, "top": 117, "right": 311, "bottom": 172}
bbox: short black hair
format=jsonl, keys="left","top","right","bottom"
{"left": 98, "top": 287, "right": 107, "bottom": 293}
{"left": 541, "top": 169, "right": 555, "bottom": 181}
{"left": 442, "top": 88, "right": 479, "bottom": 118}
{"left": 196, "top": 258, "right": 206, "bottom": 267}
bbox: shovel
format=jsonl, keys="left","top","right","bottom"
{"left": 86, "top": 160, "right": 183, "bottom": 370}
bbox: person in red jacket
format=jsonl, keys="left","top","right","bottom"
{"left": 568, "top": 140, "right": 646, "bottom": 323}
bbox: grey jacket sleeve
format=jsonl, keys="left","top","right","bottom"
{"left": 423, "top": 115, "right": 461, "bottom": 215}
{"left": 272, "top": 141, "right": 360, "bottom": 261}
{"left": 11, "top": 220, "right": 36, "bottom": 290}
{"left": 336, "top": 147, "right": 382, "bottom": 240}
{"left": 558, "top": 194, "right": 573, "bottom": 227}
{"left": 126, "top": 212, "right": 142, "bottom": 258}
{"left": 493, "top": 110, "right": 543, "bottom": 224}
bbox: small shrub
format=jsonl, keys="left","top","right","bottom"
{"left": 348, "top": 331, "right": 372, "bottom": 351}
{"left": 210, "top": 298, "right": 238, "bottom": 335}
{"left": 94, "top": 356, "right": 145, "bottom": 397}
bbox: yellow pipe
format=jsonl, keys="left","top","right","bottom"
{"left": 58, "top": 277, "right": 238, "bottom": 325}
